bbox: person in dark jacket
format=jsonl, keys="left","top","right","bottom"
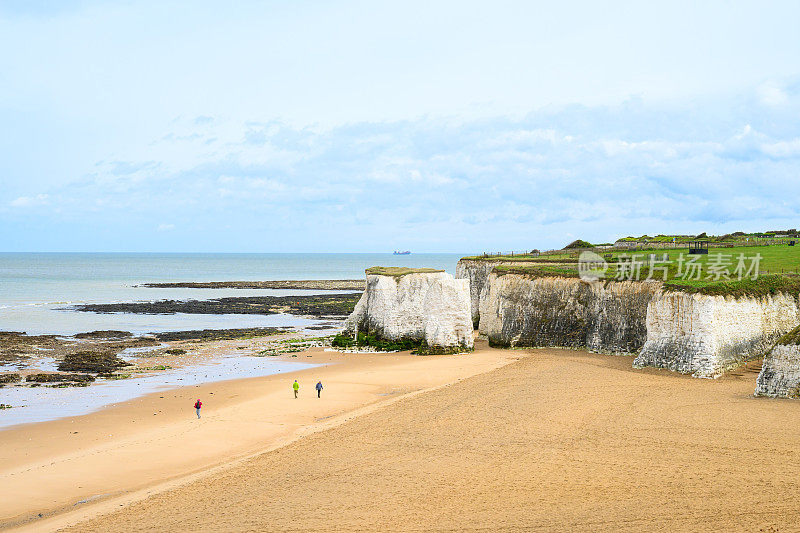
{"left": 315, "top": 381, "right": 323, "bottom": 398}
{"left": 194, "top": 399, "right": 202, "bottom": 418}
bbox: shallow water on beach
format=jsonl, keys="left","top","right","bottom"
{"left": 0, "top": 356, "right": 320, "bottom": 429}
{"left": 0, "top": 253, "right": 451, "bottom": 427}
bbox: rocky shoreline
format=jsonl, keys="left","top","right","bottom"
{"left": 0, "top": 327, "right": 327, "bottom": 392}
{"left": 0, "top": 330, "right": 158, "bottom": 365}
{"left": 153, "top": 327, "right": 290, "bottom": 342}
{"left": 140, "top": 280, "right": 364, "bottom": 290}
{"left": 69, "top": 293, "right": 360, "bottom": 318}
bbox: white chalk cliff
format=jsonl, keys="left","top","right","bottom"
{"left": 634, "top": 291, "right": 800, "bottom": 378}
{"left": 755, "top": 326, "right": 800, "bottom": 397}
{"left": 477, "top": 273, "right": 659, "bottom": 354}
{"left": 344, "top": 270, "right": 473, "bottom": 349}
{"left": 465, "top": 266, "right": 799, "bottom": 378}
{"left": 456, "top": 259, "right": 500, "bottom": 327}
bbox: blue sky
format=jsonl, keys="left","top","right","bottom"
{"left": 1, "top": 0, "right": 799, "bottom": 252}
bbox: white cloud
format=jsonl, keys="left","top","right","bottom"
{"left": 761, "top": 139, "right": 800, "bottom": 158}
{"left": 5, "top": 83, "right": 800, "bottom": 251}
{"left": 10, "top": 194, "right": 48, "bottom": 207}
{"left": 758, "top": 81, "right": 789, "bottom": 107}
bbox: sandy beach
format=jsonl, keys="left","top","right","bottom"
{"left": 0, "top": 340, "right": 517, "bottom": 531}
{"left": 36, "top": 348, "right": 800, "bottom": 531}
{"left": 5, "top": 342, "right": 800, "bottom": 531}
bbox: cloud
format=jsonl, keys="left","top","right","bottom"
{"left": 758, "top": 81, "right": 789, "bottom": 107}
{"left": 10, "top": 194, "right": 48, "bottom": 207}
{"left": 5, "top": 81, "right": 800, "bottom": 251}
{"left": 104, "top": 160, "right": 160, "bottom": 176}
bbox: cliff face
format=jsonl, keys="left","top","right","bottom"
{"left": 455, "top": 259, "right": 500, "bottom": 328}
{"left": 477, "top": 273, "right": 660, "bottom": 354}
{"left": 755, "top": 326, "right": 800, "bottom": 397}
{"left": 634, "top": 292, "right": 800, "bottom": 378}
{"left": 344, "top": 271, "right": 473, "bottom": 348}
{"left": 755, "top": 345, "right": 800, "bottom": 398}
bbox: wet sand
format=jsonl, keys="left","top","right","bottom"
{"left": 54, "top": 348, "right": 800, "bottom": 532}
{"left": 1, "top": 340, "right": 516, "bottom": 530}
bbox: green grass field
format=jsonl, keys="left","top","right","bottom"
{"left": 607, "top": 245, "right": 800, "bottom": 276}
{"left": 484, "top": 244, "right": 800, "bottom": 297}
{"left": 468, "top": 244, "right": 800, "bottom": 272}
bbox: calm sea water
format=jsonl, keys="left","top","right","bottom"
{"left": 0, "top": 253, "right": 464, "bottom": 335}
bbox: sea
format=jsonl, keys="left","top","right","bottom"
{"left": 0, "top": 252, "right": 464, "bottom": 336}
{"left": 0, "top": 253, "right": 464, "bottom": 428}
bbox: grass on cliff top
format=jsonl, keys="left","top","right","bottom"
{"left": 464, "top": 243, "right": 800, "bottom": 271}
{"left": 493, "top": 264, "right": 581, "bottom": 279}
{"left": 663, "top": 274, "right": 800, "bottom": 297}
{"left": 778, "top": 325, "right": 800, "bottom": 346}
{"left": 468, "top": 243, "right": 800, "bottom": 297}
{"left": 365, "top": 266, "right": 444, "bottom": 277}
{"left": 493, "top": 264, "right": 800, "bottom": 298}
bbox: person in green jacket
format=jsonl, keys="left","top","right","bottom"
{"left": 293, "top": 379, "right": 299, "bottom": 399}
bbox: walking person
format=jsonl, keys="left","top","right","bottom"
{"left": 315, "top": 381, "right": 323, "bottom": 398}
{"left": 194, "top": 398, "right": 202, "bottom": 418}
{"left": 293, "top": 379, "right": 299, "bottom": 399}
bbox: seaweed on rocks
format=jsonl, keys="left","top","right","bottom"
{"left": 332, "top": 332, "right": 421, "bottom": 352}
{"left": 1, "top": 332, "right": 158, "bottom": 366}
{"left": 154, "top": 327, "right": 289, "bottom": 342}
{"left": 26, "top": 373, "right": 96, "bottom": 383}
{"left": 1, "top": 332, "right": 62, "bottom": 363}
{"left": 331, "top": 333, "right": 471, "bottom": 355}
{"left": 70, "top": 294, "right": 361, "bottom": 317}
{"left": 74, "top": 330, "right": 133, "bottom": 339}
{"left": 57, "top": 351, "right": 132, "bottom": 374}
{"left": 0, "top": 373, "right": 21, "bottom": 384}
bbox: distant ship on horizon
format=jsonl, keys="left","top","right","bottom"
{"left": 393, "top": 250, "right": 411, "bottom": 255}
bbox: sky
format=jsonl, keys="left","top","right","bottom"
{"left": 1, "top": 0, "right": 799, "bottom": 253}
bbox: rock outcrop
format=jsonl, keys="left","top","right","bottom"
{"left": 344, "top": 268, "right": 473, "bottom": 349}
{"left": 755, "top": 326, "right": 800, "bottom": 397}
{"left": 634, "top": 292, "right": 800, "bottom": 378}
{"left": 58, "top": 351, "right": 131, "bottom": 374}
{"left": 25, "top": 373, "right": 96, "bottom": 383}
{"left": 456, "top": 259, "right": 500, "bottom": 328}
{"left": 458, "top": 254, "right": 800, "bottom": 380}
{"left": 477, "top": 273, "right": 660, "bottom": 354}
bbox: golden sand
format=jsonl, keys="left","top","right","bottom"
{"left": 7, "top": 343, "right": 800, "bottom": 531}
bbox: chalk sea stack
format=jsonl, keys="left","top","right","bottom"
{"left": 344, "top": 267, "right": 473, "bottom": 350}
